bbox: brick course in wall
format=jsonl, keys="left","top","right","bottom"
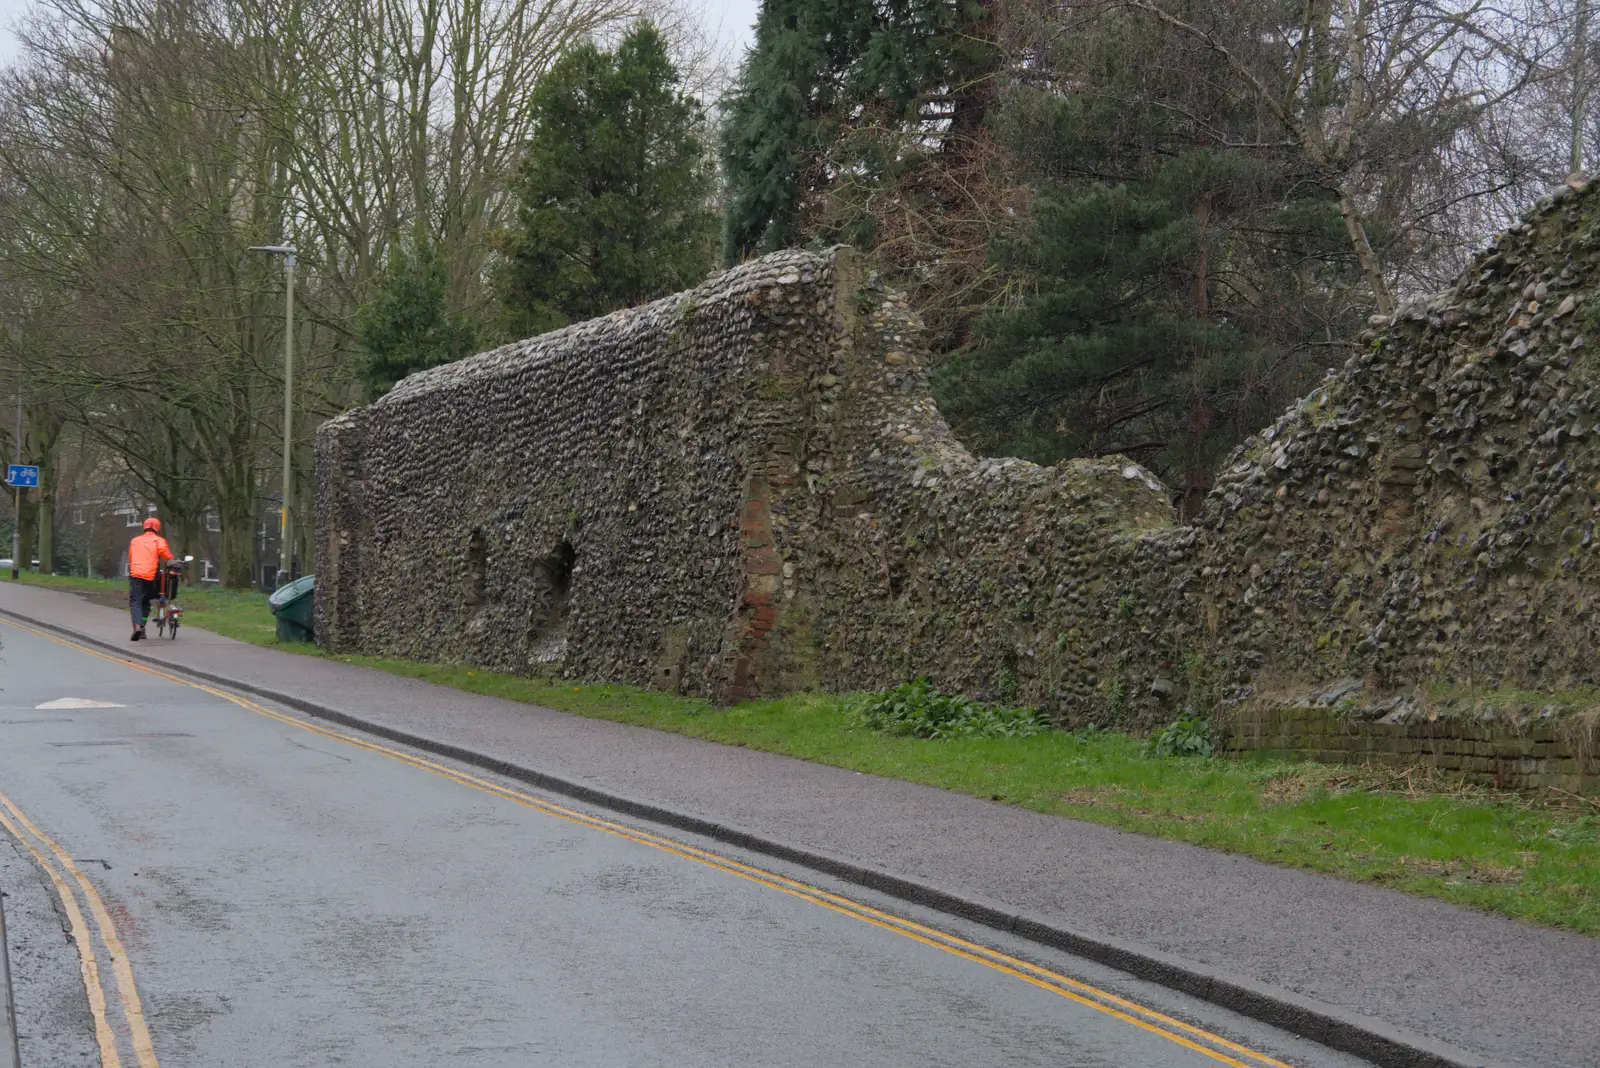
{"left": 1224, "top": 704, "right": 1599, "bottom": 793}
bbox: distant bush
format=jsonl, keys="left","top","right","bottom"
{"left": 852, "top": 679, "right": 1049, "bottom": 740}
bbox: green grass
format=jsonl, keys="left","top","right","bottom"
{"left": 6, "top": 570, "right": 1599, "bottom": 935}
{"left": 3, "top": 570, "right": 280, "bottom": 644}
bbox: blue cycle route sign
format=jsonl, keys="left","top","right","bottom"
{"left": 5, "top": 464, "right": 39, "bottom": 488}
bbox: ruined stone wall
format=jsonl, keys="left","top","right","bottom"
{"left": 821, "top": 173, "right": 1600, "bottom": 732}
{"left": 319, "top": 178, "right": 1600, "bottom": 752}
{"left": 1101, "top": 173, "right": 1600, "bottom": 720}
{"left": 1222, "top": 692, "right": 1599, "bottom": 795}
{"left": 315, "top": 251, "right": 847, "bottom": 698}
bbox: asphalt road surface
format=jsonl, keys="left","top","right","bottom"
{"left": 0, "top": 618, "right": 1375, "bottom": 1068}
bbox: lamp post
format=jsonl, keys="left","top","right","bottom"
{"left": 248, "top": 244, "right": 296, "bottom": 586}
{"left": 10, "top": 386, "right": 20, "bottom": 582}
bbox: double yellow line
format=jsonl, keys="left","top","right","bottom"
{"left": 0, "top": 617, "right": 1298, "bottom": 1068}
{"left": 0, "top": 788, "right": 158, "bottom": 1068}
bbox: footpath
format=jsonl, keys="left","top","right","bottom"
{"left": 0, "top": 582, "right": 1593, "bottom": 1068}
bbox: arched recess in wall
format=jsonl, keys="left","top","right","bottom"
{"left": 527, "top": 540, "right": 576, "bottom": 664}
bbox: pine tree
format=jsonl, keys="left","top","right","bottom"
{"left": 499, "top": 22, "right": 716, "bottom": 338}
{"left": 719, "top": 0, "right": 994, "bottom": 266}
{"left": 355, "top": 244, "right": 478, "bottom": 400}
{"left": 937, "top": 83, "right": 1359, "bottom": 509}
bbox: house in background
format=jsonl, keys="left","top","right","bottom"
{"left": 70, "top": 496, "right": 225, "bottom": 584}
{"left": 12, "top": 445, "right": 295, "bottom": 589}
{"left": 35, "top": 466, "right": 293, "bottom": 590}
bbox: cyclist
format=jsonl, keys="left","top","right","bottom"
{"left": 128, "top": 517, "right": 174, "bottom": 641}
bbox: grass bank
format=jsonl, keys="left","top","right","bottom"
{"left": 6, "top": 570, "right": 1598, "bottom": 935}
{"left": 3, "top": 570, "right": 280, "bottom": 644}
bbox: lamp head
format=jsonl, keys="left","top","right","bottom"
{"left": 247, "top": 244, "right": 297, "bottom": 268}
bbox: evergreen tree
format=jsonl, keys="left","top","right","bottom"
{"left": 719, "top": 0, "right": 994, "bottom": 265}
{"left": 355, "top": 244, "right": 478, "bottom": 400}
{"left": 499, "top": 22, "right": 716, "bottom": 338}
{"left": 937, "top": 81, "right": 1359, "bottom": 510}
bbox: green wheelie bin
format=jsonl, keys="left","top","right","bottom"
{"left": 269, "top": 574, "right": 316, "bottom": 643}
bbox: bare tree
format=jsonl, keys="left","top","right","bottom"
{"left": 0, "top": 0, "right": 669, "bottom": 585}
{"left": 1082, "top": 0, "right": 1557, "bottom": 311}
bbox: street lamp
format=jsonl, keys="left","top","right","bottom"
{"left": 10, "top": 386, "right": 19, "bottom": 582}
{"left": 248, "top": 244, "right": 296, "bottom": 587}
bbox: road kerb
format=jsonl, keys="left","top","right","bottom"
{"left": 0, "top": 606, "right": 1501, "bottom": 1068}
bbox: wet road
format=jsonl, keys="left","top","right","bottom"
{"left": 0, "top": 618, "right": 1373, "bottom": 1068}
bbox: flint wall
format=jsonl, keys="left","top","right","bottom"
{"left": 319, "top": 179, "right": 1600, "bottom": 752}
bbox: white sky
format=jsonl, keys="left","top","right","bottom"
{"left": 0, "top": 0, "right": 760, "bottom": 65}
{"left": 703, "top": 0, "right": 760, "bottom": 56}
{"left": 0, "top": 0, "right": 25, "bottom": 62}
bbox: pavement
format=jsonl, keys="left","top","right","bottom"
{"left": 0, "top": 581, "right": 1594, "bottom": 1068}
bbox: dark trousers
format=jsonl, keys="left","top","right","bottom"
{"left": 129, "top": 577, "right": 159, "bottom": 628}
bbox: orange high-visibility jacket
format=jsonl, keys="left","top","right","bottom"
{"left": 128, "top": 531, "right": 174, "bottom": 581}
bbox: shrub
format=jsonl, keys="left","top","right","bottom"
{"left": 853, "top": 679, "right": 1048, "bottom": 740}
{"left": 1145, "top": 711, "right": 1214, "bottom": 757}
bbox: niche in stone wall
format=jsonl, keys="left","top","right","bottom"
{"left": 527, "top": 540, "right": 576, "bottom": 666}
{"left": 466, "top": 528, "right": 488, "bottom": 607}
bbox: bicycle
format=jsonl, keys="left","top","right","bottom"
{"left": 152, "top": 555, "right": 194, "bottom": 639}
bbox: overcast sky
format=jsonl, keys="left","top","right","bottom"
{"left": 0, "top": 0, "right": 760, "bottom": 65}
{"left": 0, "top": 0, "right": 23, "bottom": 62}
{"left": 704, "top": 0, "right": 760, "bottom": 56}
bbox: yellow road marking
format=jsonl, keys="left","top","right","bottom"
{"left": 1, "top": 617, "right": 1298, "bottom": 1068}
{"left": 0, "top": 805, "right": 122, "bottom": 1068}
{"left": 0, "top": 791, "right": 160, "bottom": 1067}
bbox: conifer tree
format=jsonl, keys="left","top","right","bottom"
{"left": 719, "top": 0, "right": 994, "bottom": 265}
{"left": 938, "top": 81, "right": 1358, "bottom": 508}
{"left": 355, "top": 244, "right": 478, "bottom": 400}
{"left": 500, "top": 22, "right": 716, "bottom": 337}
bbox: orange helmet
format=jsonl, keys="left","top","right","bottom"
{"left": 143, "top": 517, "right": 162, "bottom": 533}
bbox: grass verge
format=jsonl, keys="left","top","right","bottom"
{"left": 6, "top": 570, "right": 1598, "bottom": 935}
{"left": 3, "top": 570, "right": 280, "bottom": 644}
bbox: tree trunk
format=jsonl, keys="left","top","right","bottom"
{"left": 16, "top": 491, "right": 36, "bottom": 571}
{"left": 1338, "top": 190, "right": 1394, "bottom": 314}
{"left": 37, "top": 478, "right": 53, "bottom": 575}
{"left": 1192, "top": 192, "right": 1212, "bottom": 319}
{"left": 23, "top": 409, "right": 63, "bottom": 574}
{"left": 218, "top": 490, "right": 256, "bottom": 589}
{"left": 176, "top": 514, "right": 202, "bottom": 567}
{"left": 1575, "top": 0, "right": 1591, "bottom": 175}
{"left": 295, "top": 472, "right": 314, "bottom": 574}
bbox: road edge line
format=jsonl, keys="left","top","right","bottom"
{"left": 0, "top": 606, "right": 1499, "bottom": 1068}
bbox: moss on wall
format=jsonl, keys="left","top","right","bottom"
{"left": 319, "top": 176, "right": 1600, "bottom": 749}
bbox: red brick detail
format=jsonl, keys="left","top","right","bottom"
{"left": 722, "top": 474, "right": 786, "bottom": 701}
